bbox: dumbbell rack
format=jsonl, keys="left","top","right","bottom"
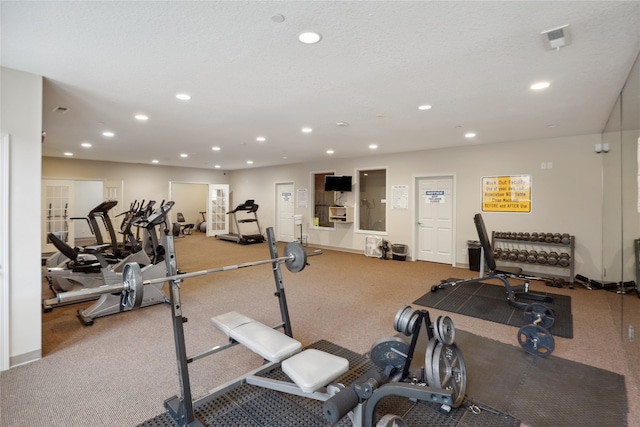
{"left": 491, "top": 231, "right": 575, "bottom": 284}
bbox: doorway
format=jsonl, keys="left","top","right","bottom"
{"left": 415, "top": 176, "right": 454, "bottom": 264}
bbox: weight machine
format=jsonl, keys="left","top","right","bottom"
{"left": 431, "top": 213, "right": 557, "bottom": 357}
{"left": 58, "top": 225, "right": 467, "bottom": 426}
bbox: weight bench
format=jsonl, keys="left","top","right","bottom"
{"left": 432, "top": 213, "right": 552, "bottom": 310}
{"left": 210, "top": 311, "right": 349, "bottom": 396}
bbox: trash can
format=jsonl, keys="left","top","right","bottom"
{"left": 391, "top": 244, "right": 408, "bottom": 261}
{"left": 467, "top": 240, "right": 481, "bottom": 271}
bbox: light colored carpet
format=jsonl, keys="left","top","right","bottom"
{"left": 1, "top": 231, "right": 638, "bottom": 426}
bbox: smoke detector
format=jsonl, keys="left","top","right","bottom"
{"left": 541, "top": 25, "right": 571, "bottom": 50}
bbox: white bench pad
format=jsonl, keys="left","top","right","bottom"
{"left": 282, "top": 349, "right": 349, "bottom": 393}
{"left": 210, "top": 311, "right": 302, "bottom": 363}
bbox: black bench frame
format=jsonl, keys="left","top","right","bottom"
{"left": 432, "top": 213, "right": 552, "bottom": 309}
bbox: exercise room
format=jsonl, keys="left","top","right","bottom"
{"left": 1, "top": 2, "right": 639, "bottom": 426}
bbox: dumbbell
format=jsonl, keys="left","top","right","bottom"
{"left": 494, "top": 248, "right": 502, "bottom": 259}
{"left": 527, "top": 250, "right": 538, "bottom": 263}
{"left": 545, "top": 233, "right": 554, "bottom": 243}
{"left": 501, "top": 249, "right": 510, "bottom": 260}
{"left": 518, "top": 250, "right": 528, "bottom": 262}
{"left": 537, "top": 251, "right": 548, "bottom": 264}
{"left": 561, "top": 233, "right": 571, "bottom": 245}
{"left": 552, "top": 233, "right": 561, "bottom": 244}
{"left": 523, "top": 232, "right": 531, "bottom": 241}
{"left": 558, "top": 253, "right": 570, "bottom": 267}
{"left": 538, "top": 233, "right": 547, "bottom": 242}
{"left": 547, "top": 252, "right": 559, "bottom": 266}
{"left": 531, "top": 232, "right": 538, "bottom": 241}
{"left": 509, "top": 250, "right": 519, "bottom": 261}
{"left": 516, "top": 232, "right": 524, "bottom": 240}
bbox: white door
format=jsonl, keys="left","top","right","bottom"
{"left": 207, "top": 184, "right": 229, "bottom": 237}
{"left": 276, "top": 183, "right": 295, "bottom": 242}
{"left": 42, "top": 179, "right": 75, "bottom": 253}
{"left": 416, "top": 177, "right": 453, "bottom": 264}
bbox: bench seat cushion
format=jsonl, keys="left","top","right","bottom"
{"left": 281, "top": 349, "right": 349, "bottom": 393}
{"left": 211, "top": 311, "right": 301, "bottom": 363}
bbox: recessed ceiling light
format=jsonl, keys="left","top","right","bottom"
{"left": 135, "top": 114, "right": 149, "bottom": 121}
{"left": 271, "top": 14, "right": 285, "bottom": 23}
{"left": 326, "top": 149, "right": 334, "bottom": 154}
{"left": 547, "top": 123, "right": 560, "bottom": 128}
{"left": 282, "top": 156, "right": 288, "bottom": 159}
{"left": 81, "top": 142, "right": 92, "bottom": 148}
{"left": 418, "top": 104, "right": 432, "bottom": 110}
{"left": 102, "top": 131, "right": 114, "bottom": 137}
{"left": 336, "top": 121, "right": 349, "bottom": 127}
{"left": 299, "top": 32, "right": 321, "bottom": 44}
{"left": 152, "top": 159, "right": 159, "bottom": 164}
{"left": 180, "top": 153, "right": 188, "bottom": 158}
{"left": 176, "top": 93, "right": 191, "bottom": 101}
{"left": 212, "top": 146, "right": 221, "bottom": 151}
{"left": 214, "top": 164, "right": 221, "bottom": 168}
{"left": 256, "top": 136, "right": 266, "bottom": 142}
{"left": 63, "top": 152, "right": 73, "bottom": 156}
{"left": 530, "top": 82, "right": 550, "bottom": 90}
{"left": 465, "top": 132, "right": 476, "bottom": 138}
{"left": 247, "top": 160, "right": 254, "bottom": 165}
{"left": 369, "top": 144, "right": 378, "bottom": 149}
{"left": 301, "top": 127, "right": 313, "bottom": 133}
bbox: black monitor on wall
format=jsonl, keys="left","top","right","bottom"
{"left": 324, "top": 175, "right": 352, "bottom": 192}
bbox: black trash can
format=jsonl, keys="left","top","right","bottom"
{"left": 467, "top": 240, "right": 481, "bottom": 272}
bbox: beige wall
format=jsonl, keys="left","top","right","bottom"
{"left": 42, "top": 157, "right": 228, "bottom": 218}
{"left": 1, "top": 67, "right": 43, "bottom": 367}
{"left": 228, "top": 133, "right": 604, "bottom": 279}
{"left": 169, "top": 183, "right": 208, "bottom": 226}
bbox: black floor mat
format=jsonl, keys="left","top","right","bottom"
{"left": 454, "top": 330, "right": 627, "bottom": 427}
{"left": 414, "top": 278, "right": 573, "bottom": 338}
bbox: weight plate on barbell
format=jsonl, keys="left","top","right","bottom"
{"left": 518, "top": 324, "right": 555, "bottom": 358}
{"left": 394, "top": 306, "right": 416, "bottom": 335}
{"left": 370, "top": 336, "right": 410, "bottom": 371}
{"left": 122, "top": 262, "right": 144, "bottom": 310}
{"left": 438, "top": 316, "right": 456, "bottom": 345}
{"left": 523, "top": 303, "right": 555, "bottom": 329}
{"left": 430, "top": 342, "right": 467, "bottom": 408}
{"left": 283, "top": 241, "right": 307, "bottom": 273}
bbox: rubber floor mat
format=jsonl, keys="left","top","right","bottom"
{"left": 414, "top": 279, "right": 573, "bottom": 338}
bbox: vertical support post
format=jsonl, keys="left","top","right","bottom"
{"left": 401, "top": 310, "right": 431, "bottom": 381}
{"left": 267, "top": 227, "right": 293, "bottom": 337}
{"left": 162, "top": 232, "right": 203, "bottom": 427}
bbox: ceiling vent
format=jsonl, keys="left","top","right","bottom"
{"left": 541, "top": 25, "right": 571, "bottom": 50}
{"left": 52, "top": 106, "right": 70, "bottom": 113}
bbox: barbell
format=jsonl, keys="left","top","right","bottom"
{"left": 57, "top": 241, "right": 321, "bottom": 310}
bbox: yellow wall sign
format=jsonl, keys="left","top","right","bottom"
{"left": 482, "top": 175, "right": 531, "bottom": 213}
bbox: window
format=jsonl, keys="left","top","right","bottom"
{"left": 312, "top": 172, "right": 334, "bottom": 228}
{"left": 358, "top": 169, "right": 386, "bottom": 232}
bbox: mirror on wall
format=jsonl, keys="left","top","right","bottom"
{"left": 620, "top": 52, "right": 640, "bottom": 389}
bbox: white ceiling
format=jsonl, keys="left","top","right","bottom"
{"left": 2, "top": 1, "right": 639, "bottom": 170}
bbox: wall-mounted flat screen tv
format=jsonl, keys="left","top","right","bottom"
{"left": 324, "top": 175, "right": 352, "bottom": 192}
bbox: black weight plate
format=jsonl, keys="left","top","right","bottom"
{"left": 370, "top": 337, "right": 410, "bottom": 370}
{"left": 518, "top": 324, "right": 555, "bottom": 357}
{"left": 523, "top": 303, "right": 555, "bottom": 328}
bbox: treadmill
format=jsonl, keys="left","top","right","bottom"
{"left": 216, "top": 200, "right": 265, "bottom": 244}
